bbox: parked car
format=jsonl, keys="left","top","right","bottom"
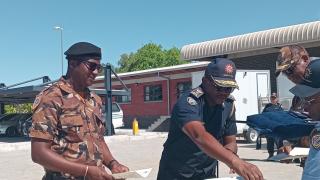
{"left": 101, "top": 102, "right": 124, "bottom": 135}
{"left": 20, "top": 116, "right": 32, "bottom": 137}
{"left": 0, "top": 113, "right": 32, "bottom": 137}
{"left": 111, "top": 102, "right": 124, "bottom": 129}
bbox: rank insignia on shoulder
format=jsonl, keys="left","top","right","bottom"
{"left": 190, "top": 87, "right": 204, "bottom": 98}
{"left": 187, "top": 97, "right": 197, "bottom": 106}
{"left": 310, "top": 129, "right": 320, "bottom": 150}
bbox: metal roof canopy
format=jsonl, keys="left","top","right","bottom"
{"left": 0, "top": 85, "right": 45, "bottom": 103}
{"left": 181, "top": 21, "right": 320, "bottom": 60}
{"left": 0, "top": 77, "right": 129, "bottom": 104}
{"left": 0, "top": 76, "right": 53, "bottom": 104}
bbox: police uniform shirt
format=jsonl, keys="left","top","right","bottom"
{"left": 302, "top": 123, "right": 320, "bottom": 180}
{"left": 158, "top": 86, "right": 237, "bottom": 179}
{"left": 29, "top": 77, "right": 106, "bottom": 179}
{"left": 262, "top": 103, "right": 283, "bottom": 113}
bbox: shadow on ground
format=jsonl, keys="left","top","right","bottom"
{"left": 0, "top": 135, "right": 30, "bottom": 143}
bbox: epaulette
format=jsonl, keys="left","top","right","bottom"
{"left": 190, "top": 87, "right": 204, "bottom": 99}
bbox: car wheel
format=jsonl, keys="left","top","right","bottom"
{"left": 245, "top": 128, "right": 259, "bottom": 143}
{"left": 6, "top": 127, "right": 18, "bottom": 137}
{"left": 22, "top": 122, "right": 29, "bottom": 137}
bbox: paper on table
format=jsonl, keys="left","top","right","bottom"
{"left": 289, "top": 147, "right": 309, "bottom": 156}
{"left": 112, "top": 168, "right": 152, "bottom": 179}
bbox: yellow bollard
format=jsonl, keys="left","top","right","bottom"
{"left": 132, "top": 118, "right": 139, "bottom": 135}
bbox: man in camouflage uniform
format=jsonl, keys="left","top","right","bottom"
{"left": 30, "top": 42, "right": 129, "bottom": 180}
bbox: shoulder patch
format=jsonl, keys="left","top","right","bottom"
{"left": 190, "top": 87, "right": 204, "bottom": 98}
{"left": 187, "top": 97, "right": 197, "bottom": 106}
{"left": 310, "top": 129, "right": 320, "bottom": 150}
{"left": 32, "top": 94, "right": 42, "bottom": 110}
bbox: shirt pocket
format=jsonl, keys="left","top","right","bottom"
{"left": 59, "top": 114, "right": 84, "bottom": 143}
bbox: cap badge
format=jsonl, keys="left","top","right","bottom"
{"left": 304, "top": 67, "right": 312, "bottom": 80}
{"left": 225, "top": 64, "right": 234, "bottom": 74}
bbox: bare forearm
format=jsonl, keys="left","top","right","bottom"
{"left": 100, "top": 139, "right": 116, "bottom": 165}
{"left": 224, "top": 136, "right": 238, "bottom": 154}
{"left": 31, "top": 139, "right": 87, "bottom": 177}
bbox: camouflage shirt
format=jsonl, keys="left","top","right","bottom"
{"left": 30, "top": 77, "right": 106, "bottom": 178}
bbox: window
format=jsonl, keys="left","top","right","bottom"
{"left": 115, "top": 88, "right": 131, "bottom": 103}
{"left": 144, "top": 85, "right": 162, "bottom": 101}
{"left": 177, "top": 82, "right": 192, "bottom": 98}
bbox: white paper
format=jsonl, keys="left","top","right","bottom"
{"left": 112, "top": 168, "right": 152, "bottom": 179}
{"left": 289, "top": 147, "right": 309, "bottom": 156}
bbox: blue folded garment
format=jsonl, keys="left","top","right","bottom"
{"left": 247, "top": 111, "right": 315, "bottom": 139}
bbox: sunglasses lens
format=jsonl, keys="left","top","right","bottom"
{"left": 216, "top": 86, "right": 234, "bottom": 93}
{"left": 85, "top": 62, "right": 102, "bottom": 72}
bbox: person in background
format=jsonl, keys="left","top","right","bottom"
{"left": 29, "top": 42, "right": 129, "bottom": 180}
{"left": 290, "top": 59, "right": 320, "bottom": 180}
{"left": 262, "top": 93, "right": 284, "bottom": 159}
{"left": 275, "top": 45, "right": 311, "bottom": 111}
{"left": 275, "top": 45, "right": 313, "bottom": 154}
{"left": 157, "top": 58, "right": 263, "bottom": 180}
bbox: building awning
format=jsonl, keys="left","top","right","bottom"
{"left": 181, "top": 21, "right": 320, "bottom": 60}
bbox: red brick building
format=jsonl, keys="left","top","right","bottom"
{"left": 92, "top": 62, "right": 209, "bottom": 128}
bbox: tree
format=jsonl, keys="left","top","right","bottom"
{"left": 5, "top": 103, "right": 32, "bottom": 113}
{"left": 116, "top": 43, "right": 186, "bottom": 73}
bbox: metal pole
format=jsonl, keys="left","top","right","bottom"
{"left": 54, "top": 26, "right": 64, "bottom": 76}
{"left": 0, "top": 103, "right": 4, "bottom": 115}
{"left": 104, "top": 64, "right": 113, "bottom": 136}
{"left": 60, "top": 29, "right": 64, "bottom": 75}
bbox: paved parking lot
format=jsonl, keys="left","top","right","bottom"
{"left": 0, "top": 131, "right": 303, "bottom": 180}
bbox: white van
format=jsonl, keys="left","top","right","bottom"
{"left": 111, "top": 102, "right": 124, "bottom": 128}
{"left": 102, "top": 102, "right": 124, "bottom": 129}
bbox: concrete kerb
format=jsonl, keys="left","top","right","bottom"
{"left": 0, "top": 131, "right": 168, "bottom": 152}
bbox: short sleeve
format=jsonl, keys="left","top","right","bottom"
{"left": 223, "top": 103, "right": 237, "bottom": 136}
{"left": 29, "top": 94, "right": 59, "bottom": 141}
{"left": 172, "top": 95, "right": 202, "bottom": 129}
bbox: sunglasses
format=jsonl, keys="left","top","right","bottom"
{"left": 301, "top": 98, "right": 318, "bottom": 108}
{"left": 82, "top": 61, "right": 103, "bottom": 73}
{"left": 283, "top": 62, "right": 298, "bottom": 76}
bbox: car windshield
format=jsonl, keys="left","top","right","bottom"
{"left": 112, "top": 103, "right": 120, "bottom": 112}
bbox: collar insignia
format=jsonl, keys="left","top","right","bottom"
{"left": 187, "top": 97, "right": 197, "bottom": 106}
{"left": 190, "top": 87, "right": 204, "bottom": 98}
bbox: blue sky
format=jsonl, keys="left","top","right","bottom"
{"left": 1, "top": 0, "right": 320, "bottom": 86}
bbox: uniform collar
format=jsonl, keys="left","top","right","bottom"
{"left": 57, "top": 76, "right": 93, "bottom": 100}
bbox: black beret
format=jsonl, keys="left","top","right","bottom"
{"left": 64, "top": 42, "right": 101, "bottom": 60}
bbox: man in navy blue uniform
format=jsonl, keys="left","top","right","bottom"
{"left": 157, "top": 58, "right": 263, "bottom": 180}
{"left": 262, "top": 93, "right": 284, "bottom": 159}
{"left": 290, "top": 59, "right": 320, "bottom": 180}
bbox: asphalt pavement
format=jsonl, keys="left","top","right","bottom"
{"left": 0, "top": 129, "right": 303, "bottom": 180}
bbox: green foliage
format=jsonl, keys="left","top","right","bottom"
{"left": 116, "top": 43, "right": 186, "bottom": 73}
{"left": 4, "top": 104, "right": 32, "bottom": 113}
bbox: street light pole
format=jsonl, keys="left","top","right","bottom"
{"left": 54, "top": 26, "right": 64, "bottom": 76}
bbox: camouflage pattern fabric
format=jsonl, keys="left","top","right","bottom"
{"left": 30, "top": 77, "right": 106, "bottom": 179}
